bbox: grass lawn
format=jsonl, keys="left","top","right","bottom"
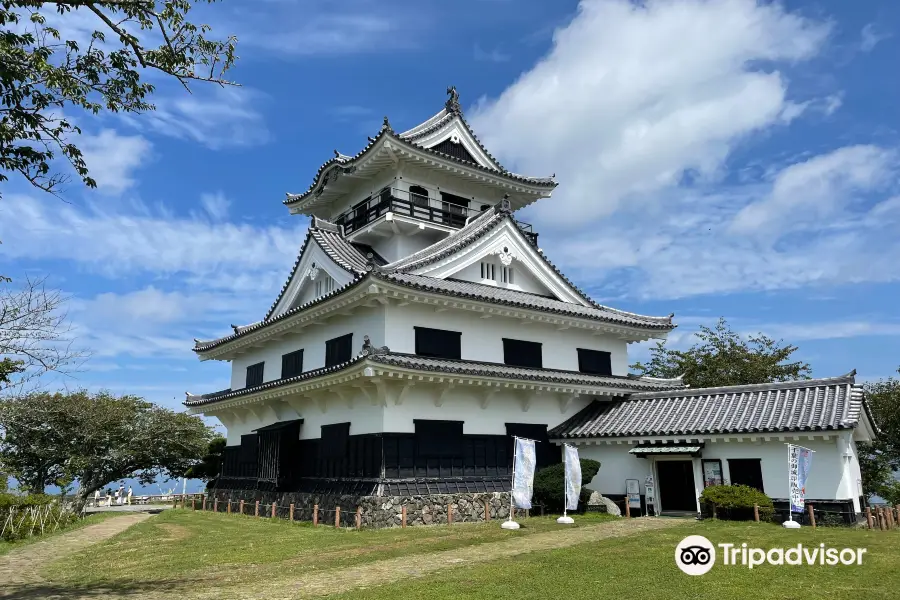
{"left": 336, "top": 520, "right": 900, "bottom": 600}
{"left": 44, "top": 508, "right": 617, "bottom": 587}
{"left": 0, "top": 510, "right": 123, "bottom": 556}
{"left": 33, "top": 509, "right": 900, "bottom": 599}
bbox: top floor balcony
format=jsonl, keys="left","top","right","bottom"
{"left": 334, "top": 186, "right": 538, "bottom": 246}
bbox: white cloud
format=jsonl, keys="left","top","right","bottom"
{"left": 474, "top": 44, "right": 511, "bottom": 63}
{"left": 861, "top": 23, "right": 890, "bottom": 52}
{"left": 122, "top": 86, "right": 270, "bottom": 150}
{"left": 540, "top": 143, "right": 900, "bottom": 299}
{"left": 79, "top": 129, "right": 153, "bottom": 195}
{"left": 200, "top": 192, "right": 231, "bottom": 221}
{"left": 731, "top": 145, "right": 898, "bottom": 234}
{"left": 0, "top": 193, "right": 304, "bottom": 284}
{"left": 471, "top": 0, "right": 831, "bottom": 228}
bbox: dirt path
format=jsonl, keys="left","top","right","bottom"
{"left": 201, "top": 517, "right": 682, "bottom": 600}
{"left": 0, "top": 513, "right": 150, "bottom": 587}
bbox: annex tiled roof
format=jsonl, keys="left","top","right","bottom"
{"left": 375, "top": 272, "right": 674, "bottom": 329}
{"left": 185, "top": 352, "right": 683, "bottom": 407}
{"left": 628, "top": 445, "right": 703, "bottom": 455}
{"left": 550, "top": 372, "right": 870, "bottom": 439}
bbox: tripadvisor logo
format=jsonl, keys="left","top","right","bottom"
{"left": 675, "top": 536, "right": 867, "bottom": 575}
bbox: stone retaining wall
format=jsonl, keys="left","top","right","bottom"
{"left": 208, "top": 489, "right": 514, "bottom": 528}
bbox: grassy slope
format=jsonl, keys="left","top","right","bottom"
{"left": 0, "top": 511, "right": 123, "bottom": 556}
{"left": 335, "top": 520, "right": 900, "bottom": 600}
{"left": 44, "top": 509, "right": 616, "bottom": 586}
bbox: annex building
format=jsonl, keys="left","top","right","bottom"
{"left": 187, "top": 89, "right": 876, "bottom": 523}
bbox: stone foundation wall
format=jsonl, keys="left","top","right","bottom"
{"left": 208, "top": 489, "right": 514, "bottom": 528}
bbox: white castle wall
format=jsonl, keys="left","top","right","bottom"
{"left": 384, "top": 302, "right": 630, "bottom": 374}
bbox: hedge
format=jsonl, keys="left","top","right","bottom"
{"left": 533, "top": 459, "right": 601, "bottom": 513}
{"left": 699, "top": 484, "right": 775, "bottom": 521}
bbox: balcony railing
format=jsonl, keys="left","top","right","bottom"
{"left": 335, "top": 187, "right": 482, "bottom": 235}
{"left": 334, "top": 187, "right": 540, "bottom": 247}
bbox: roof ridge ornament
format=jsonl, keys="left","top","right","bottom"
{"left": 381, "top": 116, "right": 393, "bottom": 133}
{"left": 496, "top": 193, "right": 512, "bottom": 213}
{"left": 446, "top": 86, "right": 462, "bottom": 114}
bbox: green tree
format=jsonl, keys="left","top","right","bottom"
{"left": 858, "top": 368, "right": 900, "bottom": 505}
{"left": 183, "top": 435, "right": 225, "bottom": 487}
{"left": 630, "top": 317, "right": 811, "bottom": 388}
{"left": 0, "top": 390, "right": 213, "bottom": 506}
{"left": 532, "top": 459, "right": 601, "bottom": 513}
{"left": 1, "top": 1, "right": 237, "bottom": 198}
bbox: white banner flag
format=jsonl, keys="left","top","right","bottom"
{"left": 564, "top": 445, "right": 582, "bottom": 511}
{"left": 788, "top": 444, "right": 813, "bottom": 513}
{"left": 512, "top": 438, "right": 536, "bottom": 509}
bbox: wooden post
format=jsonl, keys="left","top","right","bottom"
{"left": 191, "top": 498, "right": 196, "bottom": 511}
{"left": 753, "top": 504, "right": 760, "bottom": 522}
{"left": 356, "top": 506, "right": 362, "bottom": 529}
{"left": 290, "top": 503, "right": 295, "bottom": 521}
{"left": 172, "top": 496, "right": 177, "bottom": 509}
{"left": 807, "top": 504, "right": 816, "bottom": 528}
{"left": 269, "top": 502, "right": 274, "bottom": 519}
{"left": 202, "top": 495, "right": 207, "bottom": 511}
{"left": 484, "top": 500, "right": 490, "bottom": 521}
{"left": 181, "top": 494, "right": 186, "bottom": 509}
{"left": 313, "top": 504, "right": 319, "bottom": 527}
{"left": 625, "top": 498, "right": 631, "bottom": 518}
{"left": 239, "top": 500, "right": 244, "bottom": 515}
{"left": 214, "top": 498, "right": 219, "bottom": 512}
{"left": 335, "top": 506, "right": 341, "bottom": 527}
{"left": 227, "top": 500, "right": 231, "bottom": 514}
{"left": 866, "top": 506, "right": 873, "bottom": 529}
{"left": 255, "top": 500, "right": 260, "bottom": 518}
{"left": 448, "top": 503, "right": 453, "bottom": 525}
{"left": 878, "top": 507, "right": 886, "bottom": 531}
{"left": 888, "top": 507, "right": 895, "bottom": 530}
{"left": 401, "top": 505, "right": 407, "bottom": 528}
{"left": 525, "top": 508, "right": 529, "bottom": 519}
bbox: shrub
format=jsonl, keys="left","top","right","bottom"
{"left": 699, "top": 484, "right": 775, "bottom": 521}
{"left": 533, "top": 459, "right": 601, "bottom": 513}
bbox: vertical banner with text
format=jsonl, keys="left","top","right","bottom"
{"left": 512, "top": 438, "right": 536, "bottom": 510}
{"left": 564, "top": 444, "right": 582, "bottom": 511}
{"left": 788, "top": 444, "right": 813, "bottom": 513}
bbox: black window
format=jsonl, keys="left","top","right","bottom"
{"left": 246, "top": 362, "right": 264, "bottom": 387}
{"left": 325, "top": 333, "right": 353, "bottom": 367}
{"left": 281, "top": 349, "right": 304, "bottom": 379}
{"left": 440, "top": 191, "right": 470, "bottom": 208}
{"left": 414, "top": 327, "right": 461, "bottom": 359}
{"left": 502, "top": 338, "right": 542, "bottom": 368}
{"left": 577, "top": 348, "right": 612, "bottom": 376}
{"left": 728, "top": 459, "right": 765, "bottom": 493}
{"left": 414, "top": 420, "right": 463, "bottom": 458}
{"left": 408, "top": 185, "right": 429, "bottom": 207}
{"left": 320, "top": 422, "right": 350, "bottom": 459}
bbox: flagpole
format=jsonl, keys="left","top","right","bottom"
{"left": 787, "top": 444, "right": 793, "bottom": 524}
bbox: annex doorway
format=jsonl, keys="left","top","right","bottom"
{"left": 656, "top": 460, "right": 698, "bottom": 513}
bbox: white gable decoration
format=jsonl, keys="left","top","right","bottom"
{"left": 269, "top": 241, "right": 355, "bottom": 319}
{"left": 408, "top": 219, "right": 590, "bottom": 306}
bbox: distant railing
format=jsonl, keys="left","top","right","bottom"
{"left": 335, "top": 187, "right": 483, "bottom": 234}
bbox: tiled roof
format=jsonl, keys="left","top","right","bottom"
{"left": 262, "top": 217, "right": 368, "bottom": 322}
{"left": 382, "top": 206, "right": 505, "bottom": 272}
{"left": 284, "top": 96, "right": 555, "bottom": 209}
{"left": 629, "top": 445, "right": 703, "bottom": 455}
{"left": 550, "top": 372, "right": 870, "bottom": 439}
{"left": 374, "top": 272, "right": 674, "bottom": 329}
{"left": 184, "top": 352, "right": 683, "bottom": 407}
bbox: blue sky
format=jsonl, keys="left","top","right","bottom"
{"left": 2, "top": 0, "right": 900, "bottom": 433}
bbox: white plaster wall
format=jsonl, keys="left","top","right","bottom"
{"left": 384, "top": 303, "right": 630, "bottom": 374}
{"left": 451, "top": 259, "right": 551, "bottom": 296}
{"left": 229, "top": 306, "right": 386, "bottom": 390}
{"left": 576, "top": 444, "right": 652, "bottom": 495}
{"left": 382, "top": 386, "right": 593, "bottom": 435}
{"left": 575, "top": 436, "right": 862, "bottom": 511}
{"left": 216, "top": 392, "right": 386, "bottom": 444}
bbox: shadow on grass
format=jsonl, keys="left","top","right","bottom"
{"left": 0, "top": 578, "right": 195, "bottom": 599}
